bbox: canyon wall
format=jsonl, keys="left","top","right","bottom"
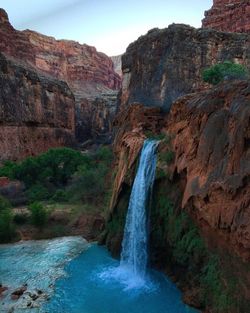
{"left": 0, "top": 52, "right": 75, "bottom": 162}
{"left": 121, "top": 24, "right": 249, "bottom": 111}
{"left": 202, "top": 0, "right": 250, "bottom": 33}
{"left": 105, "top": 80, "right": 250, "bottom": 312}
{"left": 0, "top": 8, "right": 121, "bottom": 143}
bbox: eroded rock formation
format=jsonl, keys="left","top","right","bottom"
{"left": 0, "top": 52, "right": 75, "bottom": 162}
{"left": 121, "top": 24, "right": 249, "bottom": 111}
{"left": 166, "top": 80, "right": 250, "bottom": 261}
{"left": 202, "top": 0, "right": 250, "bottom": 33}
{"left": 0, "top": 8, "right": 121, "bottom": 143}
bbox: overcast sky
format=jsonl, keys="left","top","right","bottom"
{"left": 0, "top": 0, "right": 213, "bottom": 56}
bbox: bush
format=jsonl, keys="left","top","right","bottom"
{"left": 29, "top": 202, "right": 47, "bottom": 228}
{"left": 51, "top": 189, "right": 69, "bottom": 202}
{"left": 159, "top": 150, "right": 175, "bottom": 164}
{"left": 202, "top": 61, "right": 248, "bottom": 85}
{"left": 0, "top": 208, "right": 15, "bottom": 243}
{"left": 26, "top": 184, "right": 50, "bottom": 203}
{"left": 0, "top": 195, "right": 11, "bottom": 211}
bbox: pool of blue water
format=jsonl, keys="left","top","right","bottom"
{"left": 43, "top": 244, "right": 197, "bottom": 313}
{"left": 0, "top": 237, "right": 198, "bottom": 313}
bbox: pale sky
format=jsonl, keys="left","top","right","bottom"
{"left": 0, "top": 0, "right": 212, "bottom": 56}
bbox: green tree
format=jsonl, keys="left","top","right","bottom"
{"left": 29, "top": 202, "right": 47, "bottom": 228}
{"left": 202, "top": 61, "right": 248, "bottom": 85}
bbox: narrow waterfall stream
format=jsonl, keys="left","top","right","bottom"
{"left": 120, "top": 139, "right": 158, "bottom": 280}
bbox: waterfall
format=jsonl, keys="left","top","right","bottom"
{"left": 120, "top": 139, "right": 158, "bottom": 280}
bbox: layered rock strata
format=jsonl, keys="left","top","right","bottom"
{"left": 0, "top": 53, "right": 75, "bottom": 162}
{"left": 121, "top": 24, "right": 249, "bottom": 111}
{"left": 202, "top": 0, "right": 250, "bottom": 33}
{"left": 0, "top": 8, "right": 121, "bottom": 143}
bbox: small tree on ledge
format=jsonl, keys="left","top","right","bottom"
{"left": 202, "top": 61, "right": 249, "bottom": 85}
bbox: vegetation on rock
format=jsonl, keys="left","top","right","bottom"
{"left": 202, "top": 61, "right": 248, "bottom": 85}
{"left": 0, "top": 195, "right": 15, "bottom": 243}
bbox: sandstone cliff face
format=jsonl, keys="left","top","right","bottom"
{"left": 0, "top": 9, "right": 121, "bottom": 143}
{"left": 0, "top": 52, "right": 75, "bottom": 162}
{"left": 105, "top": 81, "right": 250, "bottom": 311}
{"left": 166, "top": 80, "right": 250, "bottom": 261}
{"left": 121, "top": 24, "right": 249, "bottom": 111}
{"left": 202, "top": 0, "right": 250, "bottom": 33}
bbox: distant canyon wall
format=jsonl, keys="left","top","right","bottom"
{"left": 0, "top": 8, "right": 121, "bottom": 145}
{"left": 202, "top": 0, "right": 250, "bottom": 33}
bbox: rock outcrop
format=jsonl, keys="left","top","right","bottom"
{"left": 0, "top": 8, "right": 121, "bottom": 143}
{"left": 0, "top": 52, "right": 75, "bottom": 162}
{"left": 202, "top": 0, "right": 250, "bottom": 33}
{"left": 121, "top": 24, "right": 249, "bottom": 111}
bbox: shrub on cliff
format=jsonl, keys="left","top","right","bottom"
{"left": 29, "top": 202, "right": 47, "bottom": 228}
{"left": 0, "top": 196, "right": 15, "bottom": 243}
{"left": 202, "top": 61, "right": 248, "bottom": 85}
{"left": 0, "top": 194, "right": 11, "bottom": 211}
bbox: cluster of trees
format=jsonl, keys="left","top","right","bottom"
{"left": 0, "top": 146, "right": 113, "bottom": 242}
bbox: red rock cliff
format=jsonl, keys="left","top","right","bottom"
{"left": 202, "top": 0, "right": 250, "bottom": 33}
{"left": 0, "top": 52, "right": 75, "bottom": 162}
{"left": 0, "top": 8, "right": 121, "bottom": 143}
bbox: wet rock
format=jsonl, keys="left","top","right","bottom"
{"left": 0, "top": 284, "right": 8, "bottom": 297}
{"left": 11, "top": 285, "right": 27, "bottom": 300}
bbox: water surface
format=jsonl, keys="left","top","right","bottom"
{"left": 0, "top": 238, "right": 198, "bottom": 313}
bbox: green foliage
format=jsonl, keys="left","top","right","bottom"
{"left": 200, "top": 256, "right": 235, "bottom": 312}
{"left": 152, "top": 189, "right": 238, "bottom": 312}
{"left": 51, "top": 189, "right": 69, "bottom": 202}
{"left": 159, "top": 150, "right": 175, "bottom": 164}
{"left": 0, "top": 148, "right": 87, "bottom": 189}
{"left": 26, "top": 184, "right": 50, "bottom": 203}
{"left": 202, "top": 61, "right": 249, "bottom": 85}
{"left": 67, "top": 146, "right": 113, "bottom": 205}
{"left": 0, "top": 195, "right": 11, "bottom": 211}
{"left": 0, "top": 208, "right": 15, "bottom": 243}
{"left": 0, "top": 161, "right": 18, "bottom": 179}
{"left": 29, "top": 202, "right": 47, "bottom": 228}
{"left": 0, "top": 146, "right": 113, "bottom": 205}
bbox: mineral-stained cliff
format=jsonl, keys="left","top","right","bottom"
{"left": 0, "top": 8, "right": 121, "bottom": 143}
{"left": 121, "top": 24, "right": 249, "bottom": 111}
{"left": 202, "top": 0, "right": 250, "bottom": 33}
{"left": 104, "top": 80, "right": 250, "bottom": 312}
{"left": 0, "top": 52, "right": 75, "bottom": 162}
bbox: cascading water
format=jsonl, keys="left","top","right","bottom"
{"left": 120, "top": 139, "right": 158, "bottom": 281}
